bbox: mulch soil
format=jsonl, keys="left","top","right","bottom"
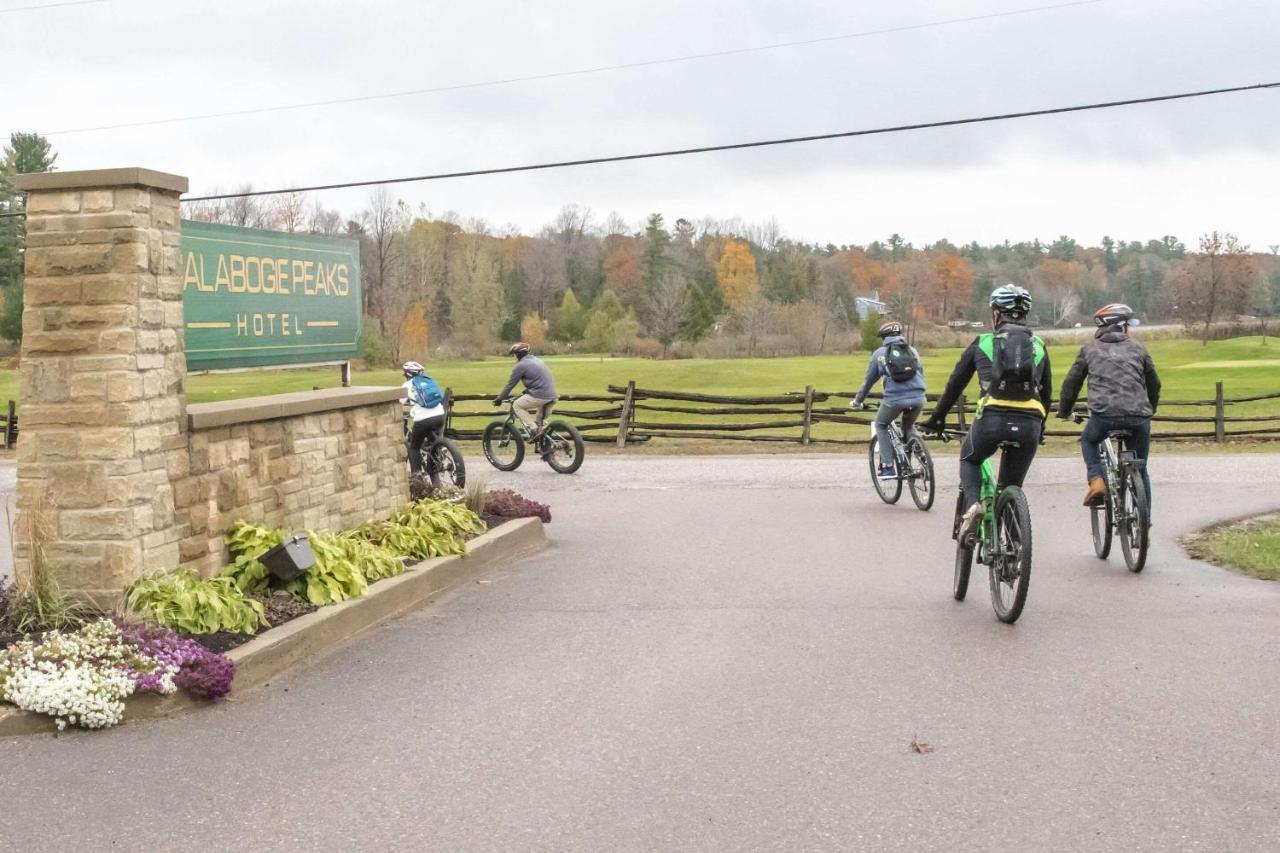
{"left": 193, "top": 592, "right": 318, "bottom": 654}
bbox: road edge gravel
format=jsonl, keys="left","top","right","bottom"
{"left": 0, "top": 516, "right": 548, "bottom": 739}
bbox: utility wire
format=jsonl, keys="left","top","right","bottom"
{"left": 44, "top": 0, "right": 1104, "bottom": 136}
{"left": 183, "top": 81, "right": 1280, "bottom": 203}
{"left": 0, "top": 0, "right": 105, "bottom": 14}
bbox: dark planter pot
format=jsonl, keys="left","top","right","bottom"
{"left": 260, "top": 534, "right": 317, "bottom": 582}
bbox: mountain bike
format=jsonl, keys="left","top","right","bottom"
{"left": 1074, "top": 414, "right": 1150, "bottom": 572}
{"left": 945, "top": 434, "right": 1033, "bottom": 624}
{"left": 404, "top": 411, "right": 466, "bottom": 488}
{"left": 866, "top": 418, "right": 935, "bottom": 511}
{"left": 482, "top": 399, "right": 585, "bottom": 474}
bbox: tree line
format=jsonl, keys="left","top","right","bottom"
{"left": 3, "top": 131, "right": 1279, "bottom": 357}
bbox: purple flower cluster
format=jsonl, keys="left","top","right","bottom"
{"left": 483, "top": 489, "right": 552, "bottom": 523}
{"left": 113, "top": 618, "right": 236, "bottom": 700}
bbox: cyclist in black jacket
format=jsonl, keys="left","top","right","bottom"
{"left": 924, "top": 284, "right": 1053, "bottom": 541}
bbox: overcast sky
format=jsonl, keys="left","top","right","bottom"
{"left": 3, "top": 0, "right": 1279, "bottom": 248}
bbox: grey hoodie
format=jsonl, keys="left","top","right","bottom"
{"left": 854, "top": 335, "right": 927, "bottom": 406}
{"left": 499, "top": 355, "right": 558, "bottom": 400}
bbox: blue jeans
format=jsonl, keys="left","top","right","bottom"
{"left": 1081, "top": 414, "right": 1152, "bottom": 510}
{"left": 876, "top": 397, "right": 925, "bottom": 464}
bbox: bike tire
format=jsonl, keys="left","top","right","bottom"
{"left": 427, "top": 437, "right": 466, "bottom": 488}
{"left": 907, "top": 436, "right": 935, "bottom": 512}
{"left": 989, "top": 486, "right": 1033, "bottom": 624}
{"left": 543, "top": 421, "right": 585, "bottom": 474}
{"left": 482, "top": 421, "right": 524, "bottom": 471}
{"left": 1091, "top": 490, "right": 1113, "bottom": 559}
{"left": 1119, "top": 472, "right": 1150, "bottom": 573}
{"left": 954, "top": 542, "right": 973, "bottom": 601}
{"left": 868, "top": 440, "right": 902, "bottom": 504}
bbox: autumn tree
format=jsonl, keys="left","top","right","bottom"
{"left": 399, "top": 302, "right": 430, "bottom": 357}
{"left": 1170, "top": 232, "right": 1259, "bottom": 344}
{"left": 519, "top": 311, "right": 547, "bottom": 348}
{"left": 716, "top": 239, "right": 758, "bottom": 314}
{"left": 928, "top": 254, "right": 975, "bottom": 322}
{"left": 550, "top": 289, "right": 587, "bottom": 342}
{"left": 1032, "top": 259, "right": 1088, "bottom": 326}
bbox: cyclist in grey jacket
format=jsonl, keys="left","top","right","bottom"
{"left": 494, "top": 342, "right": 559, "bottom": 439}
{"left": 1056, "top": 303, "right": 1161, "bottom": 508}
{"left": 852, "top": 321, "right": 927, "bottom": 479}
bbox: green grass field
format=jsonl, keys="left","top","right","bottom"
{"left": 1185, "top": 515, "right": 1280, "bottom": 581}
{"left": 2, "top": 336, "right": 1278, "bottom": 446}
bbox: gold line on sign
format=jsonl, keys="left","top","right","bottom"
{"left": 306, "top": 321, "right": 340, "bottom": 328}
{"left": 187, "top": 322, "right": 232, "bottom": 329}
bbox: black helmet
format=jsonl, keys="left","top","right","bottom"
{"left": 1094, "top": 303, "right": 1136, "bottom": 328}
{"left": 878, "top": 320, "right": 904, "bottom": 338}
{"left": 989, "top": 283, "right": 1032, "bottom": 318}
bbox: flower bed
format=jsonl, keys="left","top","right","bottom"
{"left": 0, "top": 491, "right": 553, "bottom": 731}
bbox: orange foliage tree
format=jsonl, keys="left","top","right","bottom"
{"left": 399, "top": 301, "right": 430, "bottom": 356}
{"left": 716, "top": 239, "right": 758, "bottom": 314}
{"left": 928, "top": 254, "right": 975, "bottom": 322}
{"left": 519, "top": 311, "right": 547, "bottom": 347}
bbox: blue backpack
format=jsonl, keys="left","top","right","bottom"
{"left": 408, "top": 374, "right": 444, "bottom": 408}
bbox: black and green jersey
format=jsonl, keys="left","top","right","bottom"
{"left": 929, "top": 325, "right": 1053, "bottom": 421}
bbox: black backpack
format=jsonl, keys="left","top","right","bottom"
{"left": 984, "top": 326, "right": 1042, "bottom": 401}
{"left": 884, "top": 341, "right": 920, "bottom": 383}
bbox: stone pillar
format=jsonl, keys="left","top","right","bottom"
{"left": 13, "top": 168, "right": 189, "bottom": 605}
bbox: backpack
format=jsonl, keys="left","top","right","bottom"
{"left": 408, "top": 374, "right": 444, "bottom": 409}
{"left": 884, "top": 341, "right": 920, "bottom": 383}
{"left": 982, "top": 327, "right": 1044, "bottom": 401}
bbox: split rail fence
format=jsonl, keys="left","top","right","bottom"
{"left": 442, "top": 381, "right": 1280, "bottom": 448}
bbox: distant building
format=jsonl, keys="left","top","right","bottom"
{"left": 854, "top": 295, "right": 887, "bottom": 322}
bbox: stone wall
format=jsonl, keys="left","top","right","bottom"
{"left": 14, "top": 169, "right": 408, "bottom": 603}
{"left": 14, "top": 169, "right": 189, "bottom": 603}
{"left": 176, "top": 389, "right": 408, "bottom": 576}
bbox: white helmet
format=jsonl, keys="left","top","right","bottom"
{"left": 402, "top": 361, "right": 424, "bottom": 379}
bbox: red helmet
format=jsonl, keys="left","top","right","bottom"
{"left": 508, "top": 342, "right": 531, "bottom": 357}
{"left": 1094, "top": 303, "right": 1135, "bottom": 327}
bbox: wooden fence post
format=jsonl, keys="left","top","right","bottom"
{"left": 801, "top": 385, "right": 815, "bottom": 445}
{"left": 616, "top": 380, "right": 635, "bottom": 448}
{"left": 5, "top": 399, "right": 13, "bottom": 450}
{"left": 444, "top": 387, "right": 454, "bottom": 434}
{"left": 1215, "top": 381, "right": 1225, "bottom": 443}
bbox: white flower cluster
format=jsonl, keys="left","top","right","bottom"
{"left": 0, "top": 619, "right": 178, "bottom": 730}
{"left": 2, "top": 659, "right": 133, "bottom": 730}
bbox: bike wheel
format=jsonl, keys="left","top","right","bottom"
{"left": 482, "top": 421, "right": 524, "bottom": 471}
{"left": 1118, "top": 472, "right": 1150, "bottom": 573}
{"left": 868, "top": 440, "right": 902, "bottom": 504}
{"left": 954, "top": 541, "right": 973, "bottom": 601}
{"left": 907, "top": 437, "right": 935, "bottom": 511}
{"left": 542, "top": 421, "right": 585, "bottom": 474}
{"left": 427, "top": 437, "right": 466, "bottom": 488}
{"left": 989, "top": 486, "right": 1032, "bottom": 624}
{"left": 1090, "top": 488, "right": 1113, "bottom": 559}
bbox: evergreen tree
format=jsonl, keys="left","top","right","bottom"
{"left": 1, "top": 132, "right": 58, "bottom": 343}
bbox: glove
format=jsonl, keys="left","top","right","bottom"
{"left": 491, "top": 398, "right": 503, "bottom": 407}
{"left": 850, "top": 399, "right": 865, "bottom": 411}
{"left": 922, "top": 418, "right": 945, "bottom": 435}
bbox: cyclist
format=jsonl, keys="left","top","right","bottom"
{"left": 923, "top": 284, "right": 1052, "bottom": 541}
{"left": 401, "top": 361, "right": 446, "bottom": 475}
{"left": 851, "top": 320, "right": 926, "bottom": 479}
{"left": 494, "top": 342, "right": 559, "bottom": 442}
{"left": 1055, "top": 303, "right": 1161, "bottom": 509}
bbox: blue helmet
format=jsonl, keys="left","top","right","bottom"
{"left": 989, "top": 284, "right": 1032, "bottom": 318}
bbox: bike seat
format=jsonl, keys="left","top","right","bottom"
{"left": 1106, "top": 429, "right": 1133, "bottom": 439}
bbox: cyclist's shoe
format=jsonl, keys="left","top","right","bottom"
{"left": 958, "top": 502, "right": 983, "bottom": 544}
{"left": 877, "top": 463, "right": 897, "bottom": 479}
{"left": 1083, "top": 477, "right": 1107, "bottom": 507}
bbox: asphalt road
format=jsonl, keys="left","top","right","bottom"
{"left": 1, "top": 453, "right": 1277, "bottom": 852}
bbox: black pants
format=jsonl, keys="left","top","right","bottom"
{"left": 959, "top": 411, "right": 1042, "bottom": 509}
{"left": 407, "top": 415, "right": 446, "bottom": 474}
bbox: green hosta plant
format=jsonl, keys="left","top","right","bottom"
{"left": 222, "top": 521, "right": 285, "bottom": 594}
{"left": 353, "top": 500, "right": 485, "bottom": 561}
{"left": 126, "top": 569, "right": 267, "bottom": 636}
{"left": 286, "top": 531, "right": 370, "bottom": 606}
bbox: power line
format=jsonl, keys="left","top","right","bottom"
{"left": 0, "top": 0, "right": 105, "bottom": 14}
{"left": 183, "top": 80, "right": 1280, "bottom": 203}
{"left": 45, "top": 0, "right": 1104, "bottom": 136}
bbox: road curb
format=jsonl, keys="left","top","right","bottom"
{"left": 0, "top": 517, "right": 548, "bottom": 738}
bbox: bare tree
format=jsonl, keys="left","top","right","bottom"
{"left": 273, "top": 189, "right": 307, "bottom": 233}
{"left": 644, "top": 272, "right": 691, "bottom": 357}
{"left": 307, "top": 200, "right": 344, "bottom": 236}
{"left": 361, "top": 187, "right": 409, "bottom": 333}
{"left": 1170, "top": 231, "right": 1260, "bottom": 344}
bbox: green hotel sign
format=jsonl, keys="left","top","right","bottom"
{"left": 180, "top": 220, "right": 362, "bottom": 370}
